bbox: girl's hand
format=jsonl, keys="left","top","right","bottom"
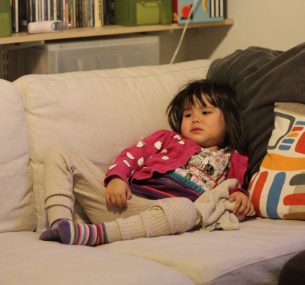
{"left": 106, "top": 177, "right": 132, "bottom": 208}
{"left": 229, "top": 191, "right": 255, "bottom": 217}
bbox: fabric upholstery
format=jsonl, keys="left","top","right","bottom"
{"left": 14, "top": 60, "right": 211, "bottom": 231}
{"left": 0, "top": 231, "right": 194, "bottom": 285}
{"left": 104, "top": 217, "right": 305, "bottom": 285}
{"left": 0, "top": 79, "right": 34, "bottom": 232}
{"left": 249, "top": 102, "right": 305, "bottom": 220}
{"left": 3, "top": 55, "right": 305, "bottom": 285}
{"left": 207, "top": 43, "right": 305, "bottom": 184}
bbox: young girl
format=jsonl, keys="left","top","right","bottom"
{"left": 40, "top": 79, "right": 254, "bottom": 246}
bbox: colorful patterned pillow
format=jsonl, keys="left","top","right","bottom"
{"left": 249, "top": 102, "right": 305, "bottom": 220}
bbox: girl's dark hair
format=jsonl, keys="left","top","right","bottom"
{"left": 167, "top": 79, "right": 244, "bottom": 151}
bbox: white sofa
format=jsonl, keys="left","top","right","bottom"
{"left": 1, "top": 60, "right": 305, "bottom": 285}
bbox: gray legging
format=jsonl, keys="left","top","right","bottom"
{"left": 43, "top": 145, "right": 200, "bottom": 238}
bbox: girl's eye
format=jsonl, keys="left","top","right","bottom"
{"left": 202, "top": 111, "right": 211, "bottom": 115}
{"left": 184, "top": 113, "right": 191, "bottom": 117}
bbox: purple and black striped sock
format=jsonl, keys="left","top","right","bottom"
{"left": 40, "top": 219, "right": 109, "bottom": 246}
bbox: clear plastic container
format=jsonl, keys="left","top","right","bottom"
{"left": 21, "top": 36, "right": 160, "bottom": 74}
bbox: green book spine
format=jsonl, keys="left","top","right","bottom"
{"left": 0, "top": 0, "right": 12, "bottom": 37}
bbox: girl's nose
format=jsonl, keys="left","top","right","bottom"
{"left": 192, "top": 116, "right": 200, "bottom": 123}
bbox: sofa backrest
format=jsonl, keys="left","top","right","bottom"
{"left": 14, "top": 60, "right": 211, "bottom": 231}
{"left": 0, "top": 79, "right": 34, "bottom": 232}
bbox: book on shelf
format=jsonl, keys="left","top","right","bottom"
{"left": 103, "top": 0, "right": 114, "bottom": 25}
{"left": 11, "top": 0, "right": 105, "bottom": 33}
{"left": 12, "top": 0, "right": 19, "bottom": 33}
{"left": 94, "top": 0, "right": 103, "bottom": 27}
{"left": 210, "top": 0, "right": 227, "bottom": 18}
{"left": 0, "top": 0, "right": 12, "bottom": 37}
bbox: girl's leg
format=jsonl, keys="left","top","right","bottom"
{"left": 40, "top": 145, "right": 199, "bottom": 245}
{"left": 42, "top": 145, "right": 155, "bottom": 228}
{"left": 42, "top": 197, "right": 199, "bottom": 246}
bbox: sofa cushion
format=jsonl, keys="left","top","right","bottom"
{"left": 104, "top": 218, "right": 305, "bottom": 284}
{"left": 249, "top": 102, "right": 305, "bottom": 219}
{"left": 14, "top": 60, "right": 211, "bottom": 231}
{"left": 0, "top": 79, "right": 34, "bottom": 232}
{"left": 207, "top": 43, "right": 305, "bottom": 185}
{"left": 0, "top": 232, "right": 194, "bottom": 285}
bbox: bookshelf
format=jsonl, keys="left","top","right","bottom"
{"left": 0, "top": 19, "right": 233, "bottom": 45}
{"left": 0, "top": 19, "right": 233, "bottom": 80}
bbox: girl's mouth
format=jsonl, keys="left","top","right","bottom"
{"left": 191, "top": 128, "right": 202, "bottom": 132}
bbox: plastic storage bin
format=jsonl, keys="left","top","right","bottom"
{"left": 22, "top": 36, "right": 159, "bottom": 74}
{"left": 114, "top": 0, "right": 172, "bottom": 26}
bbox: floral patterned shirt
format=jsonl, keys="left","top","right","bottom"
{"left": 105, "top": 129, "right": 248, "bottom": 199}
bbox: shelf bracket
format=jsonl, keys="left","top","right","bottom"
{"left": 0, "top": 45, "right": 9, "bottom": 80}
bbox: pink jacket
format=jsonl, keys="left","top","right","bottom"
{"left": 105, "top": 130, "right": 248, "bottom": 191}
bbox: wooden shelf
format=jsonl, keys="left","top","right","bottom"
{"left": 0, "top": 19, "right": 233, "bottom": 45}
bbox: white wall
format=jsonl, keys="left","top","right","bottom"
{"left": 175, "top": 0, "right": 305, "bottom": 61}
{"left": 212, "top": 0, "right": 305, "bottom": 58}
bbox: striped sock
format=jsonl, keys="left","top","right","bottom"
{"left": 60, "top": 220, "right": 110, "bottom": 245}
{"left": 40, "top": 198, "right": 198, "bottom": 246}
{"left": 40, "top": 219, "right": 110, "bottom": 246}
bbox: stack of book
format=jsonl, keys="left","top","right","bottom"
{"left": 11, "top": 0, "right": 109, "bottom": 33}
{"left": 11, "top": 0, "right": 227, "bottom": 34}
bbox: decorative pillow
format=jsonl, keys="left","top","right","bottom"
{"left": 249, "top": 102, "right": 305, "bottom": 220}
{"left": 207, "top": 43, "right": 305, "bottom": 183}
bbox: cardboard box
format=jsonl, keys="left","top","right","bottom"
{"left": 114, "top": 0, "right": 172, "bottom": 26}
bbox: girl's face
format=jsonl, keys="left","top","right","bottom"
{"left": 180, "top": 95, "right": 226, "bottom": 151}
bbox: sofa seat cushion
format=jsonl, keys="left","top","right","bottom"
{"left": 14, "top": 59, "right": 211, "bottom": 231}
{"left": 0, "top": 79, "right": 34, "bottom": 232}
{"left": 0, "top": 231, "right": 194, "bottom": 285}
{"left": 103, "top": 218, "right": 305, "bottom": 285}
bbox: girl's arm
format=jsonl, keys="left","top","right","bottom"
{"left": 229, "top": 191, "right": 255, "bottom": 217}
{"left": 104, "top": 129, "right": 171, "bottom": 186}
{"left": 227, "top": 151, "right": 249, "bottom": 195}
{"left": 105, "top": 176, "right": 132, "bottom": 208}
{"left": 227, "top": 151, "right": 255, "bottom": 217}
{"left": 104, "top": 130, "right": 171, "bottom": 208}
{"left": 227, "top": 151, "right": 248, "bottom": 186}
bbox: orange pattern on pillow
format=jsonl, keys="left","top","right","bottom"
{"left": 249, "top": 103, "right": 305, "bottom": 220}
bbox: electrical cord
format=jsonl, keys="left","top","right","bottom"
{"left": 169, "top": 0, "right": 200, "bottom": 64}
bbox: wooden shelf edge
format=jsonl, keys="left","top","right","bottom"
{"left": 0, "top": 18, "right": 233, "bottom": 45}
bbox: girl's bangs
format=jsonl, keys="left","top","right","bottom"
{"left": 183, "top": 93, "right": 209, "bottom": 109}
